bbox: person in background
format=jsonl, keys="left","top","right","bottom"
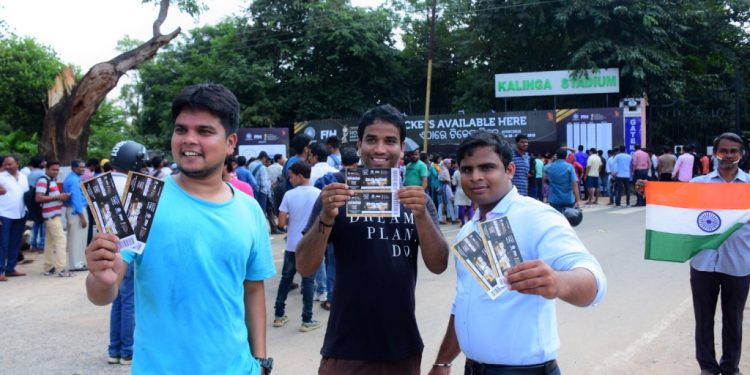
{"left": 0, "top": 154, "right": 30, "bottom": 281}
{"left": 451, "top": 161, "right": 473, "bottom": 226}
{"left": 26, "top": 155, "right": 47, "bottom": 252}
{"left": 673, "top": 145, "right": 696, "bottom": 182}
{"left": 37, "top": 161, "right": 72, "bottom": 278}
{"left": 223, "top": 155, "right": 254, "bottom": 197}
{"left": 325, "top": 136, "right": 342, "bottom": 170}
{"left": 511, "top": 134, "right": 530, "bottom": 196}
{"left": 62, "top": 159, "right": 88, "bottom": 271}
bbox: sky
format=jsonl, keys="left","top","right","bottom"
{"left": 1, "top": 0, "right": 384, "bottom": 78}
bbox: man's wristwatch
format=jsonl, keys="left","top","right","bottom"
{"left": 255, "top": 357, "right": 273, "bottom": 374}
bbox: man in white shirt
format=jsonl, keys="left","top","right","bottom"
{"left": 309, "top": 142, "right": 338, "bottom": 186}
{"left": 274, "top": 161, "right": 323, "bottom": 332}
{"left": 0, "top": 154, "right": 30, "bottom": 281}
{"left": 325, "top": 136, "right": 342, "bottom": 170}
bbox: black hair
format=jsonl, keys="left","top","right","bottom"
{"left": 273, "top": 154, "right": 283, "bottom": 162}
{"left": 171, "top": 83, "right": 240, "bottom": 136}
{"left": 46, "top": 160, "right": 61, "bottom": 168}
{"left": 325, "top": 136, "right": 341, "bottom": 149}
{"left": 310, "top": 142, "right": 329, "bottom": 162}
{"left": 713, "top": 132, "right": 744, "bottom": 149}
{"left": 618, "top": 145, "right": 626, "bottom": 152}
{"left": 457, "top": 130, "right": 513, "bottom": 169}
{"left": 289, "top": 161, "right": 311, "bottom": 179}
{"left": 224, "top": 155, "right": 236, "bottom": 173}
{"left": 102, "top": 162, "right": 113, "bottom": 172}
{"left": 257, "top": 151, "right": 269, "bottom": 160}
{"left": 555, "top": 148, "right": 568, "bottom": 160}
{"left": 151, "top": 156, "right": 163, "bottom": 169}
{"left": 358, "top": 104, "right": 406, "bottom": 143}
{"left": 515, "top": 134, "right": 528, "bottom": 143}
{"left": 236, "top": 155, "right": 247, "bottom": 167}
{"left": 577, "top": 145, "right": 584, "bottom": 151}
{"left": 71, "top": 159, "right": 85, "bottom": 168}
{"left": 291, "top": 134, "right": 312, "bottom": 155}
{"left": 30, "top": 155, "right": 45, "bottom": 169}
{"left": 341, "top": 147, "right": 359, "bottom": 166}
{"left": 2, "top": 154, "right": 19, "bottom": 165}
{"left": 419, "top": 152, "right": 429, "bottom": 163}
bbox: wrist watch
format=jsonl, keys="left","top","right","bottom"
{"left": 255, "top": 357, "right": 273, "bottom": 374}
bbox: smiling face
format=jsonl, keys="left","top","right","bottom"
{"left": 459, "top": 146, "right": 515, "bottom": 215}
{"left": 171, "top": 109, "right": 237, "bottom": 181}
{"left": 357, "top": 120, "right": 404, "bottom": 168}
{"left": 2, "top": 157, "right": 18, "bottom": 174}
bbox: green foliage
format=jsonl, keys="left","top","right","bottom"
{"left": 0, "top": 130, "right": 39, "bottom": 160}
{"left": 88, "top": 100, "right": 140, "bottom": 159}
{"left": 0, "top": 35, "right": 65, "bottom": 136}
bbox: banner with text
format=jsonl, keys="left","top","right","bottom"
{"left": 237, "top": 128, "right": 290, "bottom": 159}
{"left": 495, "top": 68, "right": 620, "bottom": 98}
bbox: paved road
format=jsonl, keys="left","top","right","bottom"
{"left": 1, "top": 204, "right": 747, "bottom": 374}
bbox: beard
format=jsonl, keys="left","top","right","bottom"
{"left": 176, "top": 159, "right": 224, "bottom": 179}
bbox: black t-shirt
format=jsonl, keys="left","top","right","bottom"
{"left": 304, "top": 172, "right": 439, "bottom": 361}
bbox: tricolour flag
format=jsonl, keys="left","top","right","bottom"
{"left": 644, "top": 182, "right": 750, "bottom": 262}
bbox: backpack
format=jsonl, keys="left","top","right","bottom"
{"left": 24, "top": 176, "right": 50, "bottom": 224}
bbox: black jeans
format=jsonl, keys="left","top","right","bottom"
{"left": 633, "top": 169, "right": 649, "bottom": 206}
{"left": 614, "top": 177, "right": 630, "bottom": 206}
{"left": 690, "top": 268, "right": 750, "bottom": 374}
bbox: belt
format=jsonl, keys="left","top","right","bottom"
{"left": 465, "top": 359, "right": 558, "bottom": 375}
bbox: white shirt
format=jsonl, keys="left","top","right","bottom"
{"left": 280, "top": 185, "right": 320, "bottom": 252}
{"left": 0, "top": 171, "right": 29, "bottom": 219}
{"left": 267, "top": 163, "right": 283, "bottom": 184}
{"left": 310, "top": 162, "right": 339, "bottom": 186}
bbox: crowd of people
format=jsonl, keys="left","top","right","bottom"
{"left": 2, "top": 82, "right": 746, "bottom": 375}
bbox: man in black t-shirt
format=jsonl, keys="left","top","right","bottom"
{"left": 296, "top": 104, "right": 449, "bottom": 375}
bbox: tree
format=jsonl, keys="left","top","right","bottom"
{"left": 0, "top": 35, "right": 64, "bottom": 140}
{"left": 39, "top": 0, "right": 202, "bottom": 164}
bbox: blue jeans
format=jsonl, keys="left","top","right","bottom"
{"left": 31, "top": 221, "right": 45, "bottom": 249}
{"left": 274, "top": 251, "right": 314, "bottom": 322}
{"left": 255, "top": 191, "right": 268, "bottom": 214}
{"left": 0, "top": 216, "right": 26, "bottom": 274}
{"left": 325, "top": 244, "right": 336, "bottom": 301}
{"left": 109, "top": 265, "right": 135, "bottom": 358}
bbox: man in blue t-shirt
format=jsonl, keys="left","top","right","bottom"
{"left": 544, "top": 148, "right": 581, "bottom": 212}
{"left": 84, "top": 84, "right": 276, "bottom": 375}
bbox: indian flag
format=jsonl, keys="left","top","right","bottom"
{"left": 644, "top": 182, "right": 750, "bottom": 262}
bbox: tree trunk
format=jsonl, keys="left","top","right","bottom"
{"left": 40, "top": 0, "right": 180, "bottom": 164}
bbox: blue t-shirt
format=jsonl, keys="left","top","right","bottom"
{"left": 121, "top": 176, "right": 275, "bottom": 374}
{"left": 544, "top": 160, "right": 577, "bottom": 205}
